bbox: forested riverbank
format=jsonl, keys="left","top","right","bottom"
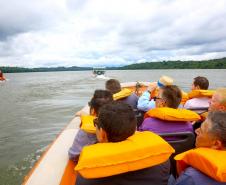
{"left": 1, "top": 57, "right": 226, "bottom": 73}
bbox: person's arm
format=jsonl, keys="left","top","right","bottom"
{"left": 68, "top": 129, "right": 97, "bottom": 162}
{"left": 137, "top": 91, "right": 155, "bottom": 112}
{"left": 137, "top": 83, "right": 157, "bottom": 112}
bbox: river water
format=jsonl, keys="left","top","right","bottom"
{"left": 0, "top": 69, "right": 225, "bottom": 185}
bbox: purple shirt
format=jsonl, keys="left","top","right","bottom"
{"left": 139, "top": 117, "right": 193, "bottom": 140}
{"left": 68, "top": 129, "right": 97, "bottom": 162}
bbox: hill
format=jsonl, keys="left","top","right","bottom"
{"left": 1, "top": 57, "right": 226, "bottom": 73}
{"left": 120, "top": 57, "right": 226, "bottom": 70}
{"left": 0, "top": 66, "right": 92, "bottom": 73}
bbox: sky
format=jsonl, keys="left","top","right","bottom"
{"left": 0, "top": 0, "right": 226, "bottom": 67}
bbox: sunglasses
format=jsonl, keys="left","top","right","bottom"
{"left": 153, "top": 96, "right": 162, "bottom": 101}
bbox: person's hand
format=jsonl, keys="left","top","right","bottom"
{"left": 147, "top": 82, "right": 157, "bottom": 93}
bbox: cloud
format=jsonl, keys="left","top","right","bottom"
{"left": 0, "top": 0, "right": 66, "bottom": 40}
{"left": 0, "top": 0, "right": 226, "bottom": 67}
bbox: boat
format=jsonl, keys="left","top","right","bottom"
{"left": 22, "top": 80, "right": 210, "bottom": 185}
{"left": 22, "top": 82, "right": 150, "bottom": 185}
{"left": 0, "top": 70, "right": 6, "bottom": 81}
{"left": 92, "top": 67, "right": 107, "bottom": 79}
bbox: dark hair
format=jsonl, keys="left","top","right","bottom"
{"left": 193, "top": 76, "right": 209, "bottom": 90}
{"left": 105, "top": 79, "right": 121, "bottom": 94}
{"left": 161, "top": 85, "right": 182, "bottom": 108}
{"left": 97, "top": 102, "right": 136, "bottom": 142}
{"left": 208, "top": 111, "right": 226, "bottom": 147}
{"left": 89, "top": 90, "right": 113, "bottom": 114}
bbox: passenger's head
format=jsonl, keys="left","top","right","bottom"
{"left": 95, "top": 102, "right": 137, "bottom": 143}
{"left": 209, "top": 88, "right": 226, "bottom": 112}
{"left": 192, "top": 76, "right": 209, "bottom": 90}
{"left": 195, "top": 111, "right": 226, "bottom": 150}
{"left": 155, "top": 85, "right": 182, "bottom": 109}
{"left": 158, "top": 75, "right": 174, "bottom": 87}
{"left": 105, "top": 79, "right": 121, "bottom": 94}
{"left": 89, "top": 90, "right": 113, "bottom": 115}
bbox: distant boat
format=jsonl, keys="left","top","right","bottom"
{"left": 92, "top": 67, "right": 110, "bottom": 80}
{"left": 0, "top": 70, "right": 6, "bottom": 81}
{"left": 92, "top": 67, "right": 106, "bottom": 77}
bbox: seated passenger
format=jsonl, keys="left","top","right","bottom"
{"left": 193, "top": 87, "right": 226, "bottom": 130}
{"left": 137, "top": 75, "right": 173, "bottom": 112}
{"left": 209, "top": 88, "right": 226, "bottom": 112}
{"left": 68, "top": 90, "right": 113, "bottom": 162}
{"left": 105, "top": 79, "right": 138, "bottom": 109}
{"left": 184, "top": 76, "right": 214, "bottom": 113}
{"left": 75, "top": 102, "right": 174, "bottom": 185}
{"left": 173, "top": 111, "right": 226, "bottom": 185}
{"left": 139, "top": 85, "right": 200, "bottom": 140}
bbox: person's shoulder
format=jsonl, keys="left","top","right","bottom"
{"left": 139, "top": 117, "right": 162, "bottom": 132}
{"left": 184, "top": 97, "right": 210, "bottom": 109}
{"left": 184, "top": 99, "right": 195, "bottom": 108}
{"left": 177, "top": 167, "right": 225, "bottom": 185}
{"left": 127, "top": 92, "right": 138, "bottom": 100}
{"left": 184, "top": 167, "right": 202, "bottom": 176}
{"left": 142, "top": 117, "right": 158, "bottom": 124}
{"left": 76, "top": 129, "right": 97, "bottom": 144}
{"left": 131, "top": 92, "right": 138, "bottom": 97}
{"left": 184, "top": 98, "right": 205, "bottom": 108}
{"left": 174, "top": 167, "right": 197, "bottom": 185}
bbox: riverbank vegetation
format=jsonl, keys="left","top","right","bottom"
{"left": 119, "top": 57, "right": 226, "bottom": 70}
{"left": 0, "top": 66, "right": 92, "bottom": 73}
{"left": 1, "top": 57, "right": 226, "bottom": 73}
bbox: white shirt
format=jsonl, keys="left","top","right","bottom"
{"left": 184, "top": 97, "right": 210, "bottom": 113}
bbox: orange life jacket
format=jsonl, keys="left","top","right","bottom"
{"left": 175, "top": 147, "right": 226, "bottom": 182}
{"left": 188, "top": 90, "right": 215, "bottom": 99}
{"left": 181, "top": 91, "right": 189, "bottom": 105}
{"left": 144, "top": 107, "right": 201, "bottom": 122}
{"left": 80, "top": 115, "right": 96, "bottom": 133}
{"left": 113, "top": 88, "right": 133, "bottom": 100}
{"left": 75, "top": 131, "right": 175, "bottom": 179}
